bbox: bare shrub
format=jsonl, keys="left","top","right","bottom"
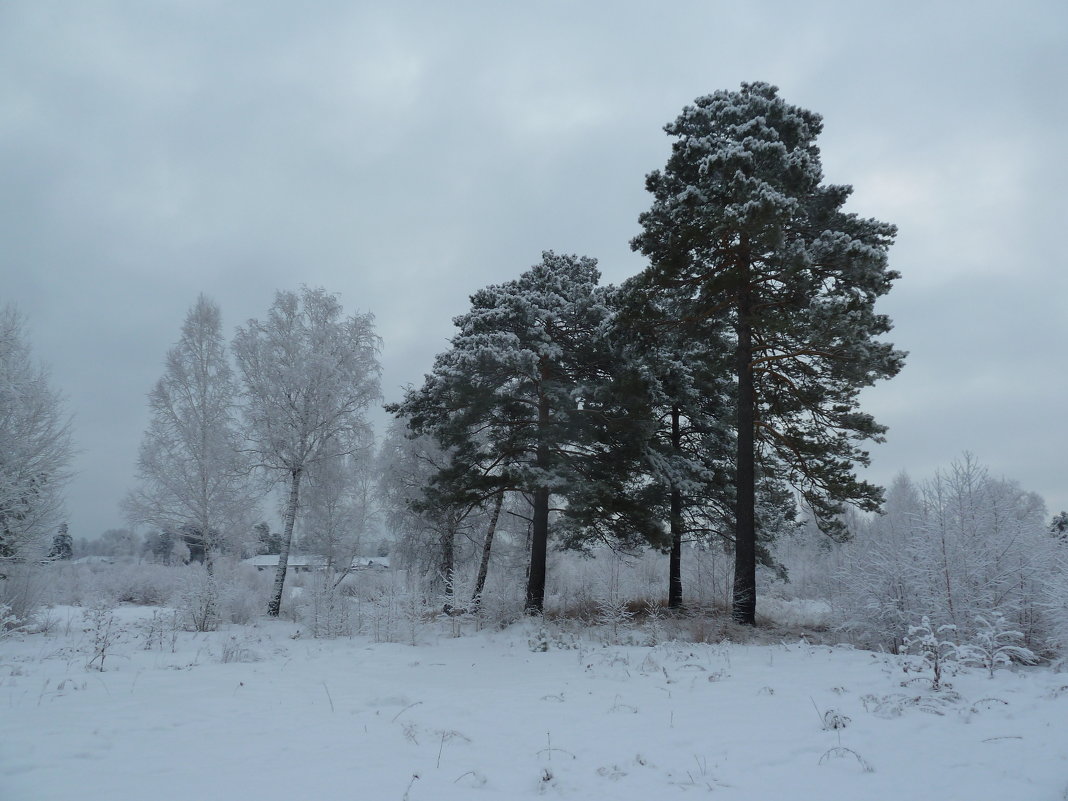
{"left": 307, "top": 571, "right": 353, "bottom": 639}
{"left": 364, "top": 581, "right": 403, "bottom": 643}
{"left": 219, "top": 632, "right": 261, "bottom": 663}
{"left": 83, "top": 600, "right": 121, "bottom": 671}
{"left": 139, "top": 608, "right": 181, "bottom": 652}
{"left": 0, "top": 601, "right": 18, "bottom": 636}
{"left": 176, "top": 564, "right": 220, "bottom": 632}
{"left": 663, "top": 606, "right": 734, "bottom": 645}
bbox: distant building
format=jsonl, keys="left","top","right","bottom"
{"left": 71, "top": 556, "right": 117, "bottom": 565}
{"left": 351, "top": 556, "right": 390, "bottom": 570}
{"left": 241, "top": 555, "right": 390, "bottom": 572}
{"left": 241, "top": 555, "right": 323, "bottom": 572}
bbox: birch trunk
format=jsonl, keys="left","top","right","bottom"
{"left": 267, "top": 467, "right": 302, "bottom": 617}
{"left": 471, "top": 491, "right": 504, "bottom": 613}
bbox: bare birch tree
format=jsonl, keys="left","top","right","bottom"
{"left": 0, "top": 305, "right": 74, "bottom": 560}
{"left": 123, "top": 295, "right": 256, "bottom": 565}
{"left": 233, "top": 287, "right": 380, "bottom": 617}
{"left": 834, "top": 456, "right": 1055, "bottom": 650}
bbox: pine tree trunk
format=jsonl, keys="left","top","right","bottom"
{"left": 526, "top": 361, "right": 551, "bottom": 615}
{"left": 668, "top": 405, "right": 684, "bottom": 610}
{"left": 733, "top": 271, "right": 757, "bottom": 625}
{"left": 267, "top": 467, "right": 302, "bottom": 617}
{"left": 471, "top": 491, "right": 504, "bottom": 613}
{"left": 526, "top": 487, "right": 549, "bottom": 614}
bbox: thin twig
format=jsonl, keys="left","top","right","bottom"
{"left": 818, "top": 746, "right": 874, "bottom": 773}
{"left": 402, "top": 773, "right": 419, "bottom": 801}
{"left": 392, "top": 701, "right": 423, "bottom": 723}
{"left": 809, "top": 696, "right": 824, "bottom": 724}
{"left": 537, "top": 731, "right": 576, "bottom": 761}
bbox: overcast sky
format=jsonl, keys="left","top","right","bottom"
{"left": 2, "top": 1, "right": 1065, "bottom": 538}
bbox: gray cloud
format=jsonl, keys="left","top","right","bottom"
{"left": 2, "top": 0, "right": 1065, "bottom": 537}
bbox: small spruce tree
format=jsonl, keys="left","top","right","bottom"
{"left": 48, "top": 522, "right": 73, "bottom": 560}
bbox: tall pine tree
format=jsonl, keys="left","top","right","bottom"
{"left": 393, "top": 252, "right": 613, "bottom": 614}
{"left": 632, "top": 82, "right": 904, "bottom": 624}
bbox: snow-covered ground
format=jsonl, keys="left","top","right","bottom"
{"left": 3, "top": 606, "right": 1067, "bottom": 801}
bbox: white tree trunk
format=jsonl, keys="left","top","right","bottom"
{"left": 267, "top": 468, "right": 302, "bottom": 617}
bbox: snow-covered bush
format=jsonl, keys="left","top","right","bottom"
{"left": 94, "top": 562, "right": 182, "bottom": 606}
{"left": 958, "top": 613, "right": 1038, "bottom": 677}
{"left": 527, "top": 619, "right": 581, "bottom": 652}
{"left": 899, "top": 613, "right": 1039, "bottom": 690}
{"left": 45, "top": 561, "right": 184, "bottom": 608}
{"left": 595, "top": 594, "right": 635, "bottom": 645}
{"left": 900, "top": 616, "right": 960, "bottom": 690}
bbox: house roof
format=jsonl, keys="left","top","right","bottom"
{"left": 242, "top": 554, "right": 323, "bottom": 567}
{"left": 240, "top": 555, "right": 390, "bottom": 569}
{"left": 352, "top": 556, "right": 390, "bottom": 568}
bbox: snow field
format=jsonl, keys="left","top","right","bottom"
{"left": 3, "top": 606, "right": 1067, "bottom": 800}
